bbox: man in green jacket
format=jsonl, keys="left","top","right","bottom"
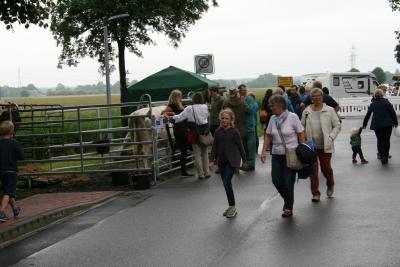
{"left": 238, "top": 84, "right": 258, "bottom": 171}
{"left": 222, "top": 88, "right": 249, "bottom": 139}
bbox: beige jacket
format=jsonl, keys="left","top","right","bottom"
{"left": 301, "top": 104, "right": 341, "bottom": 153}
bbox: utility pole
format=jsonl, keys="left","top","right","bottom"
{"left": 18, "top": 67, "right": 21, "bottom": 88}
{"left": 350, "top": 45, "right": 357, "bottom": 70}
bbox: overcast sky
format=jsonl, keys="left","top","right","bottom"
{"left": 0, "top": 0, "right": 400, "bottom": 88}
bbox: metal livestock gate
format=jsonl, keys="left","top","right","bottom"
{"left": 9, "top": 95, "right": 193, "bottom": 186}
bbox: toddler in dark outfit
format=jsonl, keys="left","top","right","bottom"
{"left": 0, "top": 121, "right": 25, "bottom": 222}
{"left": 350, "top": 127, "right": 368, "bottom": 164}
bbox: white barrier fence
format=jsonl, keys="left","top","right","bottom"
{"left": 338, "top": 96, "right": 400, "bottom": 118}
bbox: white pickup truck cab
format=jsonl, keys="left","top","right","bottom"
{"left": 301, "top": 72, "right": 379, "bottom": 98}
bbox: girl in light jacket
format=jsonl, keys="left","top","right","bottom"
{"left": 301, "top": 88, "right": 341, "bottom": 202}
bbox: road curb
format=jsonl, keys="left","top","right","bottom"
{"left": 0, "top": 191, "right": 123, "bottom": 249}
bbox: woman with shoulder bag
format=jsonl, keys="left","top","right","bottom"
{"left": 301, "top": 88, "right": 341, "bottom": 202}
{"left": 171, "top": 92, "right": 211, "bottom": 180}
{"left": 260, "top": 95, "right": 305, "bottom": 218}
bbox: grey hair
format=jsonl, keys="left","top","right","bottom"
{"left": 273, "top": 88, "right": 284, "bottom": 96}
{"left": 269, "top": 95, "right": 287, "bottom": 110}
{"left": 310, "top": 88, "right": 323, "bottom": 97}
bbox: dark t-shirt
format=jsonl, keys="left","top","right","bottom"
{"left": 302, "top": 94, "right": 339, "bottom": 109}
{"left": 168, "top": 103, "right": 183, "bottom": 115}
{"left": 0, "top": 138, "right": 24, "bottom": 171}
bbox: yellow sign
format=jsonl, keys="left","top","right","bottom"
{"left": 277, "top": 76, "right": 293, "bottom": 88}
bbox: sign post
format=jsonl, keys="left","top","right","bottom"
{"left": 194, "top": 54, "right": 215, "bottom": 75}
{"left": 277, "top": 76, "right": 294, "bottom": 89}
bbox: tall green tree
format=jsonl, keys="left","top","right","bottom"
{"left": 0, "top": 0, "right": 53, "bottom": 29}
{"left": 50, "top": 0, "right": 218, "bottom": 122}
{"left": 371, "top": 67, "right": 387, "bottom": 84}
{"left": 389, "top": 1, "right": 400, "bottom": 62}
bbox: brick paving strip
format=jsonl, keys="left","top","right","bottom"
{"left": 0, "top": 191, "right": 122, "bottom": 248}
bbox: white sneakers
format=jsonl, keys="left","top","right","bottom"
{"left": 327, "top": 188, "right": 334, "bottom": 198}
{"left": 312, "top": 188, "right": 334, "bottom": 202}
{"left": 311, "top": 195, "right": 320, "bottom": 202}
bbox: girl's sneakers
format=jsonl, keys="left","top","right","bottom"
{"left": 224, "top": 206, "right": 237, "bottom": 218}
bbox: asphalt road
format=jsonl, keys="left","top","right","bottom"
{"left": 2, "top": 118, "right": 400, "bottom": 267}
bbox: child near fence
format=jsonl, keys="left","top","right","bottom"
{"left": 0, "top": 121, "right": 25, "bottom": 222}
{"left": 350, "top": 127, "right": 368, "bottom": 164}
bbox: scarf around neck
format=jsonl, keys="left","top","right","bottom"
{"left": 275, "top": 110, "right": 289, "bottom": 127}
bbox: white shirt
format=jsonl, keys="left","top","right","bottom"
{"left": 173, "top": 104, "right": 209, "bottom": 125}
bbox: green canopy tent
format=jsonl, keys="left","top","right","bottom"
{"left": 127, "top": 66, "right": 219, "bottom": 103}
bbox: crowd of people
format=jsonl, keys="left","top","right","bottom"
{"left": 0, "top": 81, "right": 398, "bottom": 222}
{"left": 160, "top": 81, "right": 399, "bottom": 220}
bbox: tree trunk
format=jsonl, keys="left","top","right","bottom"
{"left": 117, "top": 39, "right": 128, "bottom": 127}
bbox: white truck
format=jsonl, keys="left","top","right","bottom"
{"left": 301, "top": 72, "right": 379, "bottom": 98}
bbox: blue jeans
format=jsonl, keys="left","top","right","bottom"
{"left": 219, "top": 162, "right": 236, "bottom": 206}
{"left": 271, "top": 155, "right": 296, "bottom": 210}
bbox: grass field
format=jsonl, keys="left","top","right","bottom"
{"left": 3, "top": 89, "right": 269, "bottom": 106}
{"left": 3, "top": 94, "right": 121, "bottom": 106}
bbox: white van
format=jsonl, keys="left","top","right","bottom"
{"left": 301, "top": 72, "right": 379, "bottom": 98}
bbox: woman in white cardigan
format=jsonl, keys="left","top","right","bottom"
{"left": 172, "top": 92, "right": 210, "bottom": 179}
{"left": 301, "top": 88, "right": 341, "bottom": 202}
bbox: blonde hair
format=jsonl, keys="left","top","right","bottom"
{"left": 374, "top": 89, "right": 384, "bottom": 98}
{"left": 168, "top": 90, "right": 184, "bottom": 110}
{"left": 377, "top": 84, "right": 388, "bottom": 92}
{"left": 351, "top": 127, "right": 360, "bottom": 135}
{"left": 0, "top": 121, "right": 14, "bottom": 136}
{"left": 219, "top": 108, "right": 235, "bottom": 128}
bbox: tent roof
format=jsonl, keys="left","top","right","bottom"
{"left": 128, "top": 66, "right": 218, "bottom": 91}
